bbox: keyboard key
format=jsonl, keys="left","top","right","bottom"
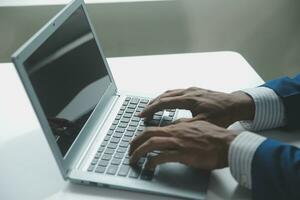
{"left": 139, "top": 120, "right": 145, "bottom": 126}
{"left": 137, "top": 157, "right": 146, "bottom": 168}
{"left": 88, "top": 165, "right": 95, "bottom": 172}
{"left": 161, "top": 120, "right": 172, "bottom": 127}
{"left": 115, "top": 114, "right": 122, "bottom": 120}
{"left": 140, "top": 99, "right": 149, "bottom": 104}
{"left": 91, "top": 159, "right": 98, "bottom": 165}
{"left": 119, "top": 141, "right": 129, "bottom": 148}
{"left": 102, "top": 154, "right": 112, "bottom": 161}
{"left": 123, "top": 157, "right": 130, "bottom": 165}
{"left": 123, "top": 113, "right": 132, "bottom": 118}
{"left": 117, "top": 147, "right": 127, "bottom": 153}
{"left": 112, "top": 120, "right": 119, "bottom": 125}
{"left": 98, "top": 146, "right": 105, "bottom": 153}
{"left": 95, "top": 166, "right": 106, "bottom": 173}
{"left": 120, "top": 105, "right": 126, "bottom": 110}
{"left": 136, "top": 107, "right": 143, "bottom": 113}
{"left": 107, "top": 165, "right": 118, "bottom": 175}
{"left": 122, "top": 136, "right": 131, "bottom": 142}
{"left": 94, "top": 152, "right": 101, "bottom": 159}
{"left": 138, "top": 103, "right": 147, "bottom": 108}
{"left": 123, "top": 101, "right": 129, "bottom": 106}
{"left": 121, "top": 118, "right": 130, "bottom": 123}
{"left": 118, "top": 165, "right": 130, "bottom": 176}
{"left": 155, "top": 111, "right": 164, "bottom": 116}
{"left": 118, "top": 123, "right": 127, "bottom": 128}
{"left": 130, "top": 98, "right": 139, "bottom": 104}
{"left": 125, "top": 108, "right": 135, "bottom": 113}
{"left": 116, "top": 127, "right": 125, "bottom": 133}
{"left": 131, "top": 117, "right": 140, "bottom": 122}
{"left": 111, "top": 158, "right": 121, "bottom": 165}
{"left": 110, "top": 125, "right": 116, "bottom": 130}
{"left": 104, "top": 135, "right": 110, "bottom": 141}
{"left": 125, "top": 97, "right": 131, "bottom": 101}
{"left": 129, "top": 121, "right": 139, "bottom": 127}
{"left": 138, "top": 126, "right": 145, "bottom": 131}
{"left": 107, "top": 130, "right": 114, "bottom": 136}
{"left": 129, "top": 169, "right": 140, "bottom": 178}
{"left": 118, "top": 110, "right": 124, "bottom": 115}
{"left": 127, "top": 126, "right": 136, "bottom": 132}
{"left": 124, "top": 131, "right": 134, "bottom": 137}
{"left": 104, "top": 148, "right": 115, "bottom": 155}
{"left": 114, "top": 152, "right": 124, "bottom": 159}
{"left": 98, "top": 160, "right": 109, "bottom": 167}
{"left": 163, "top": 116, "right": 173, "bottom": 121}
{"left": 107, "top": 143, "right": 118, "bottom": 149}
{"left": 169, "top": 111, "right": 175, "bottom": 117}
{"left": 153, "top": 115, "right": 162, "bottom": 120}
{"left": 128, "top": 104, "right": 137, "bottom": 109}
{"left": 113, "top": 132, "right": 123, "bottom": 138}
{"left": 140, "top": 170, "right": 154, "bottom": 180}
{"left": 111, "top": 137, "right": 120, "bottom": 143}
{"left": 101, "top": 141, "right": 108, "bottom": 147}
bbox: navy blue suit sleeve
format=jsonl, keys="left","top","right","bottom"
{"left": 251, "top": 74, "right": 300, "bottom": 199}
{"left": 252, "top": 139, "right": 300, "bottom": 200}
{"left": 262, "top": 74, "right": 300, "bottom": 129}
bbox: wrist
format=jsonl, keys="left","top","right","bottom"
{"left": 219, "top": 131, "right": 237, "bottom": 168}
{"left": 231, "top": 91, "right": 255, "bottom": 122}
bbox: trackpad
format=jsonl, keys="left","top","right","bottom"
{"left": 154, "top": 162, "right": 210, "bottom": 192}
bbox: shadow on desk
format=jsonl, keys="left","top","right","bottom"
{"left": 0, "top": 129, "right": 65, "bottom": 200}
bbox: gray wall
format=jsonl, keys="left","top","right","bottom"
{"left": 1, "top": 0, "right": 300, "bottom": 80}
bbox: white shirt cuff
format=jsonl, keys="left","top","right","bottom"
{"left": 240, "top": 87, "right": 286, "bottom": 131}
{"left": 228, "top": 131, "right": 266, "bottom": 189}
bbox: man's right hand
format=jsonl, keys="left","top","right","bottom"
{"left": 140, "top": 87, "right": 255, "bottom": 127}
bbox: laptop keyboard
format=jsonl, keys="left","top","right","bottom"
{"left": 87, "top": 96, "right": 176, "bottom": 180}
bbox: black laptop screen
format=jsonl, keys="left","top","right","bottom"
{"left": 23, "top": 6, "right": 111, "bottom": 157}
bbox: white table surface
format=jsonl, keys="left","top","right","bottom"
{"left": 2, "top": 51, "right": 294, "bottom": 200}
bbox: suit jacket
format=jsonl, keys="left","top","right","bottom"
{"left": 251, "top": 74, "right": 300, "bottom": 200}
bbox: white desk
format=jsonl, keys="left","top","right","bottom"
{"left": 1, "top": 51, "right": 289, "bottom": 200}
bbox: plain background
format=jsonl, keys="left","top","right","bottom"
{"left": 0, "top": 0, "right": 300, "bottom": 80}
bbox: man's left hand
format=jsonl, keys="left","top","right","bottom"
{"left": 129, "top": 121, "right": 237, "bottom": 171}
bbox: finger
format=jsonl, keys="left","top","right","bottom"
{"left": 130, "top": 137, "right": 177, "bottom": 165}
{"left": 144, "top": 151, "right": 183, "bottom": 171}
{"left": 173, "top": 117, "right": 200, "bottom": 124}
{"left": 140, "top": 96, "right": 191, "bottom": 119}
{"left": 129, "top": 127, "right": 169, "bottom": 155}
{"left": 148, "top": 89, "right": 185, "bottom": 105}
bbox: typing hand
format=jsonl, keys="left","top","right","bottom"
{"left": 129, "top": 120, "right": 237, "bottom": 170}
{"left": 139, "top": 87, "right": 255, "bottom": 127}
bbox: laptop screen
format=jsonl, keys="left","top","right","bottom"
{"left": 23, "top": 6, "right": 111, "bottom": 157}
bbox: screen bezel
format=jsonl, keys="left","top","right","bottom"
{"left": 11, "top": 0, "right": 118, "bottom": 178}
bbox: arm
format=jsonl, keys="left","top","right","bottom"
{"left": 263, "top": 73, "right": 300, "bottom": 129}
{"left": 230, "top": 73, "right": 300, "bottom": 199}
{"left": 252, "top": 138, "right": 300, "bottom": 200}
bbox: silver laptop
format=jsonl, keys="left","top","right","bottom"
{"left": 11, "top": 0, "right": 209, "bottom": 199}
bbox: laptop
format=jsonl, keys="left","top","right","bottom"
{"left": 12, "top": 0, "right": 209, "bottom": 199}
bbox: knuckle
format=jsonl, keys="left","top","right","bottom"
{"left": 187, "top": 86, "right": 198, "bottom": 91}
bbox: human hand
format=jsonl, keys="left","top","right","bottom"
{"left": 140, "top": 87, "right": 255, "bottom": 127}
{"left": 129, "top": 120, "right": 237, "bottom": 170}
